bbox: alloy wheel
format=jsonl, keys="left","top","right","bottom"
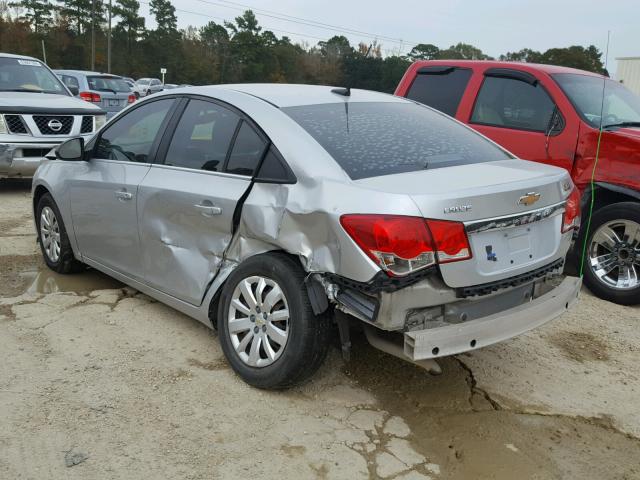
{"left": 40, "top": 206, "right": 61, "bottom": 263}
{"left": 227, "top": 275, "right": 290, "bottom": 368}
{"left": 588, "top": 219, "right": 640, "bottom": 290}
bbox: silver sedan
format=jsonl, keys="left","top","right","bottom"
{"left": 32, "top": 84, "right": 581, "bottom": 388}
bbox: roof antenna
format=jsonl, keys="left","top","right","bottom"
{"left": 331, "top": 87, "right": 351, "bottom": 96}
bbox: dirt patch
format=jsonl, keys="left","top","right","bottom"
{"left": 281, "top": 444, "right": 307, "bottom": 457}
{"left": 549, "top": 331, "right": 611, "bottom": 362}
{"left": 187, "top": 357, "right": 228, "bottom": 371}
{"left": 0, "top": 254, "right": 42, "bottom": 297}
{"left": 0, "top": 216, "right": 31, "bottom": 236}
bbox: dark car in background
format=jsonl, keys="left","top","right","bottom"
{"left": 55, "top": 70, "right": 135, "bottom": 119}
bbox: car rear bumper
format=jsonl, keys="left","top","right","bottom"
{"left": 404, "top": 275, "right": 581, "bottom": 360}
{"left": 0, "top": 142, "right": 58, "bottom": 178}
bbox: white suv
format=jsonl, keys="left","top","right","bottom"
{"left": 0, "top": 53, "right": 106, "bottom": 179}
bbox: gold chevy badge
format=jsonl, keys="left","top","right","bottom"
{"left": 518, "top": 192, "right": 541, "bottom": 206}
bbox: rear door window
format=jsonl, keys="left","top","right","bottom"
{"left": 164, "top": 99, "right": 240, "bottom": 171}
{"left": 406, "top": 68, "right": 472, "bottom": 116}
{"left": 225, "top": 121, "right": 267, "bottom": 176}
{"left": 283, "top": 101, "right": 511, "bottom": 180}
{"left": 471, "top": 76, "right": 556, "bottom": 132}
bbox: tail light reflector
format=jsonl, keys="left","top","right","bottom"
{"left": 127, "top": 94, "right": 136, "bottom": 104}
{"left": 562, "top": 187, "right": 581, "bottom": 233}
{"left": 79, "top": 91, "right": 101, "bottom": 103}
{"left": 340, "top": 214, "right": 471, "bottom": 276}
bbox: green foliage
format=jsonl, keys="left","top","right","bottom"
{"left": 0, "top": 5, "right": 605, "bottom": 88}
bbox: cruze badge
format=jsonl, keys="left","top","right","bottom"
{"left": 518, "top": 192, "right": 541, "bottom": 207}
{"left": 444, "top": 205, "right": 472, "bottom": 214}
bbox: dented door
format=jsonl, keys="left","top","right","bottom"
{"left": 137, "top": 166, "right": 251, "bottom": 305}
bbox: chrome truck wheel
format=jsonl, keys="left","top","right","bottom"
{"left": 227, "top": 275, "right": 290, "bottom": 368}
{"left": 581, "top": 202, "right": 640, "bottom": 306}
{"left": 588, "top": 219, "right": 640, "bottom": 290}
{"left": 40, "top": 206, "right": 61, "bottom": 263}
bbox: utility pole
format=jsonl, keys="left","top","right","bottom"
{"left": 91, "top": 0, "right": 96, "bottom": 71}
{"left": 107, "top": 0, "right": 112, "bottom": 73}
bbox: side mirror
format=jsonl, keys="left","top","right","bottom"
{"left": 68, "top": 85, "right": 79, "bottom": 96}
{"left": 56, "top": 137, "right": 85, "bottom": 161}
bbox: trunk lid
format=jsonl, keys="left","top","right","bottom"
{"left": 357, "top": 159, "right": 572, "bottom": 287}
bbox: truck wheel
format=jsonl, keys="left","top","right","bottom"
{"left": 35, "top": 193, "right": 84, "bottom": 274}
{"left": 218, "top": 253, "right": 332, "bottom": 389}
{"left": 580, "top": 202, "right": 640, "bottom": 305}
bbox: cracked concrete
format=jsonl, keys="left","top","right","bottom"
{"left": 1, "top": 179, "right": 640, "bottom": 479}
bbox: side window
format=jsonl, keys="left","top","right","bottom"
{"left": 226, "top": 121, "right": 267, "bottom": 176}
{"left": 471, "top": 76, "right": 556, "bottom": 132}
{"left": 164, "top": 99, "right": 240, "bottom": 171}
{"left": 61, "top": 75, "right": 79, "bottom": 90}
{"left": 95, "top": 99, "right": 173, "bottom": 162}
{"left": 256, "top": 146, "right": 295, "bottom": 183}
{"left": 406, "top": 68, "right": 472, "bottom": 116}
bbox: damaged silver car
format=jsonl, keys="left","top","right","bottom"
{"left": 31, "top": 84, "right": 582, "bottom": 388}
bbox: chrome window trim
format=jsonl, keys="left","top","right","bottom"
{"left": 150, "top": 162, "right": 252, "bottom": 180}
{"left": 464, "top": 201, "right": 566, "bottom": 234}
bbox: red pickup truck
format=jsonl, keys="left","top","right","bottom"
{"left": 395, "top": 61, "right": 640, "bottom": 305}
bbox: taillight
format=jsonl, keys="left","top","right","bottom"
{"left": 562, "top": 188, "right": 581, "bottom": 233}
{"left": 340, "top": 214, "right": 471, "bottom": 276}
{"left": 127, "top": 94, "right": 136, "bottom": 103}
{"left": 79, "top": 91, "right": 101, "bottom": 103}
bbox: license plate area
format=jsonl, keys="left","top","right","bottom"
{"left": 108, "top": 99, "right": 120, "bottom": 106}
{"left": 468, "top": 217, "right": 559, "bottom": 276}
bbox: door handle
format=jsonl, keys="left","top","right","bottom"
{"left": 115, "top": 190, "right": 133, "bottom": 201}
{"left": 194, "top": 203, "right": 222, "bottom": 217}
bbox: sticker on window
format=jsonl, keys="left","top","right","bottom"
{"left": 17, "top": 59, "right": 42, "bottom": 67}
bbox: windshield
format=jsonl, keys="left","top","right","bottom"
{"left": 137, "top": 79, "right": 151, "bottom": 85}
{"left": 88, "top": 75, "right": 131, "bottom": 93}
{"left": 552, "top": 73, "right": 640, "bottom": 128}
{"left": 0, "top": 57, "right": 68, "bottom": 95}
{"left": 282, "top": 101, "right": 512, "bottom": 180}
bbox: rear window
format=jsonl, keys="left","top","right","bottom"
{"left": 88, "top": 76, "right": 130, "bottom": 92}
{"left": 406, "top": 68, "right": 472, "bottom": 116}
{"left": 282, "top": 102, "right": 511, "bottom": 180}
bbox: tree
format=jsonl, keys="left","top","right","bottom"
{"left": 407, "top": 43, "right": 439, "bottom": 61}
{"left": 539, "top": 45, "right": 603, "bottom": 73}
{"left": 437, "top": 42, "right": 491, "bottom": 60}
{"left": 8, "top": 0, "right": 55, "bottom": 34}
{"left": 56, "top": 0, "right": 104, "bottom": 35}
{"left": 113, "top": 0, "right": 144, "bottom": 50}
{"left": 499, "top": 48, "right": 542, "bottom": 63}
{"left": 149, "top": 0, "right": 176, "bottom": 35}
{"left": 318, "top": 35, "right": 353, "bottom": 58}
{"left": 200, "top": 21, "right": 230, "bottom": 82}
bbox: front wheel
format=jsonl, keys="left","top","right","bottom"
{"left": 35, "top": 193, "right": 84, "bottom": 274}
{"left": 580, "top": 202, "right": 640, "bottom": 305}
{"left": 218, "top": 253, "right": 331, "bottom": 389}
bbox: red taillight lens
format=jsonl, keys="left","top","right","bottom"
{"left": 426, "top": 219, "right": 472, "bottom": 264}
{"left": 79, "top": 91, "right": 101, "bottom": 103}
{"left": 128, "top": 94, "right": 136, "bottom": 103}
{"left": 340, "top": 214, "right": 471, "bottom": 276}
{"left": 562, "top": 187, "right": 581, "bottom": 233}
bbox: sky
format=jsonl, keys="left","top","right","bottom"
{"left": 139, "top": 0, "right": 639, "bottom": 76}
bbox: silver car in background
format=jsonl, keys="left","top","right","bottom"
{"left": 135, "top": 77, "right": 163, "bottom": 97}
{"left": 31, "top": 84, "right": 581, "bottom": 389}
{"left": 55, "top": 70, "right": 135, "bottom": 119}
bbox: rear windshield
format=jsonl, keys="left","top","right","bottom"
{"left": 88, "top": 76, "right": 131, "bottom": 93}
{"left": 282, "top": 101, "right": 511, "bottom": 180}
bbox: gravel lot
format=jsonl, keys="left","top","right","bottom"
{"left": 1, "top": 178, "right": 639, "bottom": 480}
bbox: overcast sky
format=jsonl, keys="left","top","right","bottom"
{"left": 140, "top": 0, "right": 638, "bottom": 75}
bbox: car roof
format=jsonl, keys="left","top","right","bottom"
{"left": 409, "top": 60, "right": 604, "bottom": 78}
{"left": 54, "top": 69, "right": 123, "bottom": 78}
{"left": 183, "top": 83, "right": 407, "bottom": 108}
{"left": 0, "top": 52, "right": 41, "bottom": 61}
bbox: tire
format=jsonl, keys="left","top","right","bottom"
{"left": 134, "top": 91, "right": 140, "bottom": 99}
{"left": 35, "top": 193, "right": 84, "bottom": 274}
{"left": 579, "top": 202, "right": 640, "bottom": 305}
{"left": 218, "top": 253, "right": 332, "bottom": 389}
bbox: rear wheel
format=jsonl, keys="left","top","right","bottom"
{"left": 218, "top": 253, "right": 331, "bottom": 389}
{"left": 580, "top": 202, "right": 640, "bottom": 305}
{"left": 35, "top": 193, "right": 84, "bottom": 274}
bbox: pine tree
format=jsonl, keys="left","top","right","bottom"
{"left": 113, "top": 0, "right": 144, "bottom": 53}
{"left": 8, "top": 0, "right": 55, "bottom": 34}
{"left": 56, "top": 0, "right": 105, "bottom": 35}
{"left": 149, "top": 0, "right": 176, "bottom": 35}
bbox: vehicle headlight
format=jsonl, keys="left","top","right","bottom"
{"left": 0, "top": 115, "right": 7, "bottom": 134}
{"left": 95, "top": 115, "right": 107, "bottom": 131}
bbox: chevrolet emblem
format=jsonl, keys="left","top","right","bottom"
{"left": 518, "top": 192, "right": 541, "bottom": 206}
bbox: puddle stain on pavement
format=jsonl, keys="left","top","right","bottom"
{"left": 343, "top": 332, "right": 640, "bottom": 480}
